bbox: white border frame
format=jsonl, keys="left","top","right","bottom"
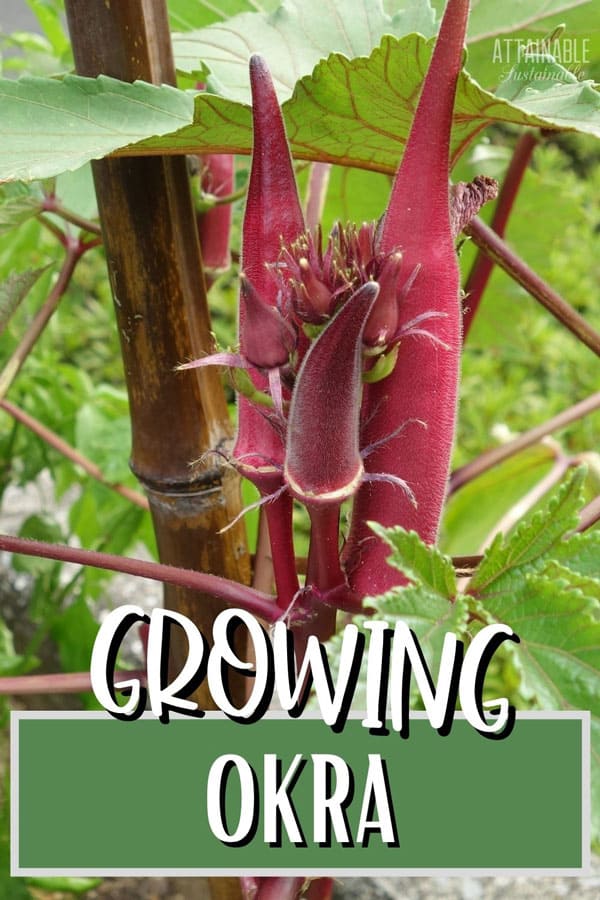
{"left": 11, "top": 710, "right": 592, "bottom": 878}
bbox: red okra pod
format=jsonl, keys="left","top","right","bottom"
{"left": 233, "top": 54, "right": 306, "bottom": 492}
{"left": 345, "top": 0, "right": 470, "bottom": 595}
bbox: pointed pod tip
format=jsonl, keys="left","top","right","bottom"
{"left": 248, "top": 53, "right": 270, "bottom": 87}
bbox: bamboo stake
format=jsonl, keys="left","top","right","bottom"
{"left": 65, "top": 6, "right": 251, "bottom": 896}
{"left": 65, "top": 0, "right": 252, "bottom": 676}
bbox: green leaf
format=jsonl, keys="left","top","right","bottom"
{"left": 55, "top": 164, "right": 97, "bottom": 220}
{"left": 169, "top": 0, "right": 279, "bottom": 33}
{"left": 442, "top": 444, "right": 557, "bottom": 556}
{"left": 369, "top": 585, "right": 469, "bottom": 662}
{"left": 495, "top": 52, "right": 600, "bottom": 139}
{"left": 172, "top": 0, "right": 437, "bottom": 102}
{"left": 455, "top": 1, "right": 599, "bottom": 91}
{"left": 463, "top": 0, "right": 591, "bottom": 42}
{"left": 0, "top": 618, "right": 36, "bottom": 678}
{"left": 555, "top": 531, "right": 600, "bottom": 579}
{"left": 369, "top": 522, "right": 456, "bottom": 598}
{"left": 475, "top": 567, "right": 600, "bottom": 842}
{"left": 51, "top": 596, "right": 99, "bottom": 676}
{"left": 0, "top": 74, "right": 194, "bottom": 182}
{"left": 75, "top": 387, "right": 132, "bottom": 483}
{"left": 13, "top": 513, "right": 66, "bottom": 577}
{"left": 149, "top": 33, "right": 597, "bottom": 174}
{"left": 26, "top": 0, "right": 71, "bottom": 61}
{"left": 1, "top": 25, "right": 599, "bottom": 183}
{"left": 469, "top": 467, "right": 587, "bottom": 593}
{"left": 0, "top": 266, "right": 48, "bottom": 336}
{"left": 469, "top": 472, "right": 600, "bottom": 842}
{"left": 175, "top": 0, "right": 591, "bottom": 98}
{"left": 0, "top": 183, "right": 43, "bottom": 234}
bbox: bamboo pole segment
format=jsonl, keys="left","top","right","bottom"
{"left": 64, "top": 0, "right": 252, "bottom": 717}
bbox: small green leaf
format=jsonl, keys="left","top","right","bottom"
{"left": 476, "top": 569, "right": 600, "bottom": 842}
{"left": 0, "top": 266, "right": 48, "bottom": 335}
{"left": 51, "top": 596, "right": 99, "bottom": 676}
{"left": 469, "top": 467, "right": 587, "bottom": 593}
{"left": 442, "top": 443, "right": 557, "bottom": 556}
{"left": 369, "top": 585, "right": 469, "bottom": 662}
{"left": 496, "top": 52, "right": 600, "bottom": 139}
{"left": 369, "top": 522, "right": 457, "bottom": 598}
{"left": 0, "top": 618, "right": 37, "bottom": 678}
{"left": 75, "top": 390, "right": 132, "bottom": 483}
{"left": 0, "top": 182, "right": 43, "bottom": 234}
{"left": 26, "top": 0, "right": 71, "bottom": 61}
{"left": 13, "top": 514, "right": 65, "bottom": 577}
{"left": 554, "top": 531, "right": 600, "bottom": 579}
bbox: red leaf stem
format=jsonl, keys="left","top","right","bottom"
{"left": 0, "top": 534, "right": 279, "bottom": 623}
{"left": 462, "top": 131, "right": 539, "bottom": 337}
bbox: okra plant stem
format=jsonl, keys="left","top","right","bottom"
{"left": 449, "top": 390, "right": 600, "bottom": 494}
{"left": 465, "top": 217, "right": 600, "bottom": 357}
{"left": 0, "top": 399, "right": 149, "bottom": 510}
{"left": 463, "top": 131, "right": 539, "bottom": 337}
{"left": 0, "top": 534, "right": 279, "bottom": 623}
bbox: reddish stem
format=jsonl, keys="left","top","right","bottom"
{"left": 295, "top": 504, "right": 341, "bottom": 645}
{"left": 306, "top": 505, "right": 344, "bottom": 594}
{"left": 465, "top": 217, "right": 600, "bottom": 357}
{"left": 265, "top": 494, "right": 300, "bottom": 611}
{"left": 0, "top": 399, "right": 149, "bottom": 510}
{"left": 449, "top": 390, "right": 600, "bottom": 494}
{"left": 257, "top": 877, "right": 306, "bottom": 900}
{"left": 0, "top": 669, "right": 145, "bottom": 696}
{"left": 0, "top": 239, "right": 85, "bottom": 401}
{"left": 251, "top": 510, "right": 275, "bottom": 594}
{"left": 42, "top": 193, "right": 103, "bottom": 236}
{"left": 463, "top": 131, "right": 538, "bottom": 337}
{"left": 0, "top": 534, "right": 279, "bottom": 623}
{"left": 576, "top": 495, "right": 600, "bottom": 533}
{"left": 304, "top": 878, "right": 334, "bottom": 900}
